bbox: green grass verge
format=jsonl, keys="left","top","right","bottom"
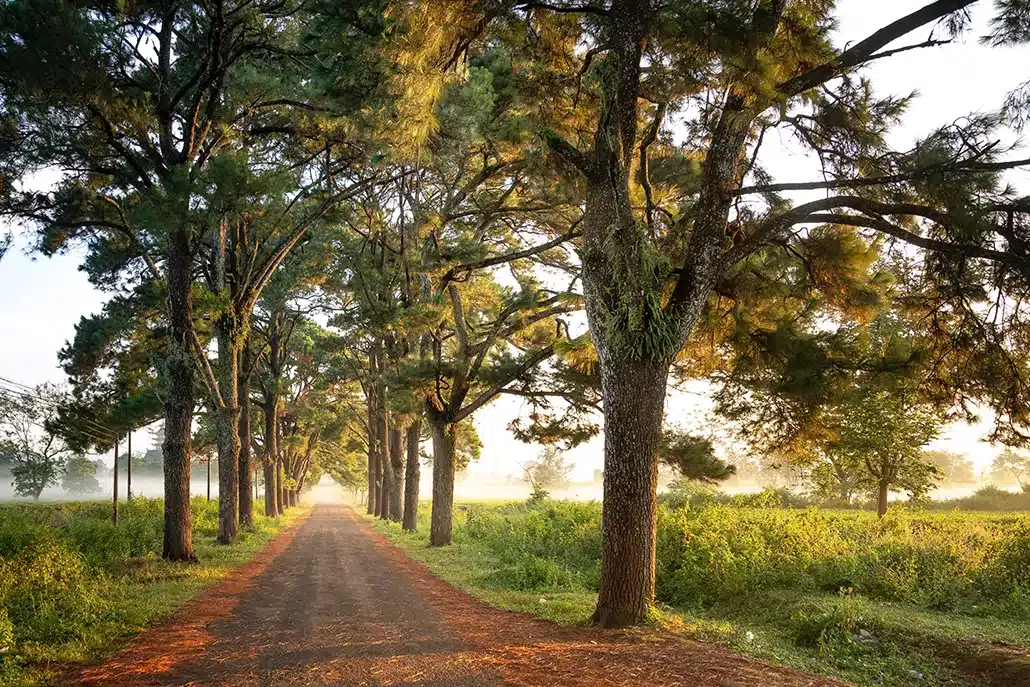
{"left": 370, "top": 500, "right": 1030, "bottom": 687}
{"left": 0, "top": 498, "right": 306, "bottom": 687}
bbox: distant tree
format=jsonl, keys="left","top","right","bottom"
{"left": 755, "top": 455, "right": 808, "bottom": 492}
{"left": 62, "top": 455, "right": 101, "bottom": 495}
{"left": 657, "top": 431, "right": 736, "bottom": 485}
{"left": 522, "top": 446, "right": 574, "bottom": 494}
{"left": 992, "top": 449, "right": 1030, "bottom": 489}
{"left": 0, "top": 385, "right": 72, "bottom": 499}
{"left": 832, "top": 389, "right": 943, "bottom": 516}
{"left": 802, "top": 447, "right": 864, "bottom": 505}
{"left": 924, "top": 450, "right": 975, "bottom": 485}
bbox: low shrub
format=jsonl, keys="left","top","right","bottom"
{"left": 0, "top": 531, "right": 106, "bottom": 643}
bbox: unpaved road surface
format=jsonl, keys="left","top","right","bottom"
{"left": 69, "top": 504, "right": 844, "bottom": 687}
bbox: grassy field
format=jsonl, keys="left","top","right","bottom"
{"left": 0, "top": 497, "right": 305, "bottom": 687}
{"left": 372, "top": 499, "right": 1030, "bottom": 687}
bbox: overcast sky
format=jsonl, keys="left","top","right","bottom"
{"left": 1, "top": 0, "right": 1027, "bottom": 477}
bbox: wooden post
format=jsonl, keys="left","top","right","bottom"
{"left": 112, "top": 436, "right": 119, "bottom": 525}
{"left": 127, "top": 427, "right": 133, "bottom": 501}
{"left": 206, "top": 456, "right": 211, "bottom": 501}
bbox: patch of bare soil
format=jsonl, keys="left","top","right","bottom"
{"left": 62, "top": 505, "right": 848, "bottom": 686}
{"left": 933, "top": 638, "right": 1030, "bottom": 687}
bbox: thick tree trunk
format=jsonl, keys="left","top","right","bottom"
{"left": 429, "top": 416, "right": 457, "bottom": 546}
{"left": 591, "top": 359, "right": 669, "bottom": 628}
{"left": 366, "top": 395, "right": 377, "bottom": 515}
{"left": 388, "top": 422, "right": 404, "bottom": 522}
{"left": 261, "top": 399, "right": 279, "bottom": 516}
{"left": 374, "top": 381, "right": 389, "bottom": 519}
{"left": 379, "top": 441, "right": 392, "bottom": 521}
{"left": 402, "top": 419, "right": 421, "bottom": 531}
{"left": 877, "top": 479, "right": 889, "bottom": 518}
{"left": 162, "top": 226, "right": 196, "bottom": 562}
{"left": 238, "top": 380, "right": 253, "bottom": 527}
{"left": 277, "top": 459, "right": 286, "bottom": 514}
{"left": 215, "top": 321, "right": 241, "bottom": 545}
{"left": 374, "top": 444, "right": 385, "bottom": 517}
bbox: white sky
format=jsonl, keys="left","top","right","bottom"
{"left": 1, "top": 0, "right": 1027, "bottom": 477}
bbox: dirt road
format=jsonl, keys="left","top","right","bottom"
{"left": 69, "top": 504, "right": 843, "bottom": 687}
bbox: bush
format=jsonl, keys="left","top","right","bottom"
{"left": 0, "top": 531, "right": 106, "bottom": 643}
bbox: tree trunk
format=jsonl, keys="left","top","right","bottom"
{"left": 373, "top": 380, "right": 388, "bottom": 519}
{"left": 366, "top": 396, "right": 377, "bottom": 515}
{"left": 277, "top": 459, "right": 286, "bottom": 513}
{"left": 877, "top": 479, "right": 889, "bottom": 518}
{"left": 262, "top": 398, "right": 279, "bottom": 517}
{"left": 429, "top": 416, "right": 457, "bottom": 546}
{"left": 215, "top": 320, "right": 241, "bottom": 545}
{"left": 162, "top": 225, "right": 197, "bottom": 562}
{"left": 374, "top": 443, "right": 385, "bottom": 517}
{"left": 591, "top": 359, "right": 669, "bottom": 628}
{"left": 389, "top": 422, "right": 404, "bottom": 521}
{"left": 402, "top": 419, "right": 421, "bottom": 531}
{"left": 238, "top": 377, "right": 253, "bottom": 527}
{"left": 379, "top": 439, "right": 392, "bottom": 521}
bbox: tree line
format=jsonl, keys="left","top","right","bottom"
{"left": 3, "top": 0, "right": 1030, "bottom": 627}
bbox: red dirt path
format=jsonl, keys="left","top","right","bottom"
{"left": 64, "top": 504, "right": 847, "bottom": 686}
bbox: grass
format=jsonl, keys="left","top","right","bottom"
{"left": 371, "top": 499, "right": 1030, "bottom": 687}
{"left": 0, "top": 497, "right": 306, "bottom": 687}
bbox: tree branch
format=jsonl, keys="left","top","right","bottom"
{"left": 738, "top": 156, "right": 1030, "bottom": 195}
{"left": 779, "top": 0, "right": 977, "bottom": 97}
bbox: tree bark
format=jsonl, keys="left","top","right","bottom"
{"left": 277, "top": 458, "right": 286, "bottom": 513}
{"left": 366, "top": 392, "right": 377, "bottom": 515}
{"left": 215, "top": 319, "right": 241, "bottom": 545}
{"left": 379, "top": 439, "right": 392, "bottom": 521}
{"left": 877, "top": 479, "right": 889, "bottom": 518}
{"left": 162, "top": 225, "right": 197, "bottom": 562}
{"left": 591, "top": 359, "right": 669, "bottom": 628}
{"left": 388, "top": 422, "right": 404, "bottom": 521}
{"left": 261, "top": 402, "right": 280, "bottom": 517}
{"left": 373, "top": 371, "right": 388, "bottom": 519}
{"left": 429, "top": 415, "right": 457, "bottom": 546}
{"left": 402, "top": 419, "right": 421, "bottom": 531}
{"left": 238, "top": 371, "right": 253, "bottom": 527}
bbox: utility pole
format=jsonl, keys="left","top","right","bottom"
{"left": 127, "top": 427, "right": 133, "bottom": 501}
{"left": 112, "top": 435, "right": 119, "bottom": 525}
{"left": 207, "top": 456, "right": 211, "bottom": 501}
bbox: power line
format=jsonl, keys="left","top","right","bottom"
{"left": 0, "top": 377, "right": 118, "bottom": 438}
{"left": 0, "top": 383, "right": 114, "bottom": 438}
{"left": 0, "top": 378, "right": 118, "bottom": 445}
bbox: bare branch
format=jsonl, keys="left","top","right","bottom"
{"left": 779, "top": 0, "right": 977, "bottom": 97}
